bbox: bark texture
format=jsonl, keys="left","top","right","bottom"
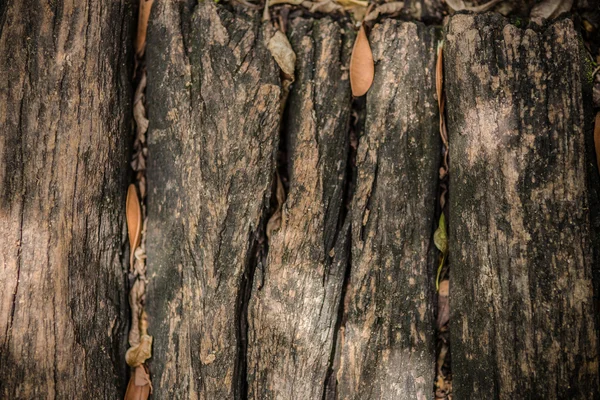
{"left": 0, "top": 0, "right": 132, "bottom": 398}
{"left": 335, "top": 20, "right": 440, "bottom": 400}
{"left": 446, "top": 13, "right": 600, "bottom": 399}
{"left": 247, "top": 18, "right": 353, "bottom": 400}
{"left": 145, "top": 2, "right": 281, "bottom": 399}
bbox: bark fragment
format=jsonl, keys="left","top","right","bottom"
{"left": 247, "top": 17, "right": 353, "bottom": 400}
{"left": 446, "top": 13, "right": 600, "bottom": 399}
{"left": 145, "top": 2, "right": 281, "bottom": 399}
{"left": 0, "top": 0, "right": 133, "bottom": 397}
{"left": 336, "top": 19, "right": 440, "bottom": 400}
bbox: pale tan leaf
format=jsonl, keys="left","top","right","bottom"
{"left": 127, "top": 184, "right": 143, "bottom": 269}
{"left": 350, "top": 25, "right": 374, "bottom": 97}
{"left": 268, "top": 30, "right": 296, "bottom": 79}
{"left": 433, "top": 213, "right": 447, "bottom": 254}
{"left": 335, "top": 0, "right": 368, "bottom": 9}
{"left": 134, "top": 0, "right": 154, "bottom": 57}
{"left": 305, "top": 0, "right": 343, "bottom": 13}
{"left": 126, "top": 334, "right": 153, "bottom": 367}
{"left": 530, "top": 0, "right": 572, "bottom": 19}
{"left": 445, "top": 0, "right": 502, "bottom": 11}
{"left": 364, "top": 2, "right": 404, "bottom": 21}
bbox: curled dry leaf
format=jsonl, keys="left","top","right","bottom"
{"left": 437, "top": 280, "right": 450, "bottom": 329}
{"left": 530, "top": 0, "right": 573, "bottom": 20}
{"left": 433, "top": 214, "right": 448, "bottom": 254}
{"left": 307, "top": 0, "right": 343, "bottom": 13}
{"left": 594, "top": 112, "right": 600, "bottom": 174}
{"left": 124, "top": 365, "right": 152, "bottom": 400}
{"left": 350, "top": 24, "right": 374, "bottom": 97}
{"left": 126, "top": 334, "right": 153, "bottom": 367}
{"left": 364, "top": 1, "right": 404, "bottom": 22}
{"left": 335, "top": 0, "right": 368, "bottom": 9}
{"left": 134, "top": 0, "right": 154, "bottom": 57}
{"left": 267, "top": 30, "right": 296, "bottom": 79}
{"left": 127, "top": 184, "right": 143, "bottom": 269}
{"left": 445, "top": 0, "right": 502, "bottom": 12}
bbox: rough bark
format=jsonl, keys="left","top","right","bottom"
{"left": 145, "top": 2, "right": 281, "bottom": 399}
{"left": 446, "top": 13, "right": 599, "bottom": 399}
{"left": 335, "top": 20, "right": 440, "bottom": 400}
{"left": 0, "top": 0, "right": 133, "bottom": 398}
{"left": 246, "top": 18, "right": 353, "bottom": 400}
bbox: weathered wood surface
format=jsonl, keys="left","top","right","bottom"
{"left": 0, "top": 0, "right": 133, "bottom": 398}
{"left": 446, "top": 13, "right": 600, "bottom": 399}
{"left": 335, "top": 20, "right": 440, "bottom": 400}
{"left": 246, "top": 18, "right": 353, "bottom": 400}
{"left": 145, "top": 2, "right": 281, "bottom": 399}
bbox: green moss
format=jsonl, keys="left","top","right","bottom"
{"left": 513, "top": 17, "right": 523, "bottom": 28}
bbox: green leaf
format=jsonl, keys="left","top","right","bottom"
{"left": 434, "top": 213, "right": 447, "bottom": 254}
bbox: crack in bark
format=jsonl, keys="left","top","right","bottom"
{"left": 321, "top": 96, "right": 362, "bottom": 400}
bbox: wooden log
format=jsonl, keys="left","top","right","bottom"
{"left": 446, "top": 13, "right": 600, "bottom": 399}
{"left": 246, "top": 17, "right": 353, "bottom": 400}
{"left": 145, "top": 2, "right": 281, "bottom": 398}
{"left": 0, "top": 0, "right": 133, "bottom": 397}
{"left": 335, "top": 19, "right": 440, "bottom": 400}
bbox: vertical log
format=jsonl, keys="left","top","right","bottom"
{"left": 0, "top": 0, "right": 133, "bottom": 398}
{"left": 145, "top": 2, "right": 281, "bottom": 398}
{"left": 246, "top": 18, "right": 353, "bottom": 400}
{"left": 446, "top": 13, "right": 599, "bottom": 399}
{"left": 336, "top": 20, "right": 440, "bottom": 400}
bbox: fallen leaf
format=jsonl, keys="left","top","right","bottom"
{"left": 306, "top": 0, "right": 343, "bottom": 13}
{"left": 445, "top": 0, "right": 502, "bottom": 12}
{"left": 124, "top": 365, "right": 152, "bottom": 400}
{"left": 595, "top": 112, "right": 600, "bottom": 174}
{"left": 127, "top": 184, "right": 143, "bottom": 269}
{"left": 135, "top": 0, "right": 154, "bottom": 57}
{"left": 437, "top": 280, "right": 449, "bottom": 328}
{"left": 364, "top": 1, "right": 404, "bottom": 21}
{"left": 126, "top": 334, "right": 153, "bottom": 367}
{"left": 335, "top": 0, "right": 368, "bottom": 9}
{"left": 530, "top": 0, "right": 573, "bottom": 19}
{"left": 434, "top": 213, "right": 448, "bottom": 290}
{"left": 434, "top": 213, "right": 447, "bottom": 254}
{"left": 350, "top": 24, "right": 374, "bottom": 97}
{"left": 268, "top": 30, "right": 296, "bottom": 79}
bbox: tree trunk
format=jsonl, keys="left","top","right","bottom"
{"left": 446, "top": 13, "right": 600, "bottom": 399}
{"left": 145, "top": 4, "right": 443, "bottom": 399}
{"left": 145, "top": 2, "right": 281, "bottom": 399}
{"left": 0, "top": 0, "right": 133, "bottom": 398}
{"left": 247, "top": 17, "right": 353, "bottom": 400}
{"left": 335, "top": 19, "right": 440, "bottom": 400}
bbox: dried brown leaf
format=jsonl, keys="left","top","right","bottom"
{"left": 124, "top": 365, "right": 152, "bottom": 400}
{"left": 530, "top": 0, "right": 573, "bottom": 19}
{"left": 134, "top": 0, "right": 154, "bottom": 57}
{"left": 350, "top": 25, "right": 374, "bottom": 97}
{"left": 268, "top": 30, "right": 296, "bottom": 79}
{"left": 437, "top": 280, "right": 449, "bottom": 329}
{"left": 126, "top": 334, "right": 153, "bottom": 367}
{"left": 364, "top": 2, "right": 404, "bottom": 21}
{"left": 445, "top": 0, "right": 502, "bottom": 12}
{"left": 335, "top": 0, "right": 368, "bottom": 9}
{"left": 305, "top": 0, "right": 343, "bottom": 13}
{"left": 127, "top": 184, "right": 143, "bottom": 269}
